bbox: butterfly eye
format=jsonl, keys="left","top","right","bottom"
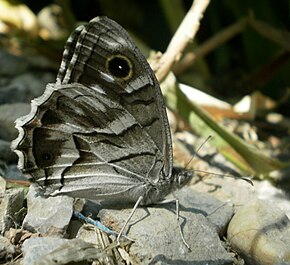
{"left": 106, "top": 55, "right": 133, "bottom": 80}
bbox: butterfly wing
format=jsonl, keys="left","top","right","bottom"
{"left": 12, "top": 17, "right": 173, "bottom": 202}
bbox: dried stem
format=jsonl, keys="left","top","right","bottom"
{"left": 152, "top": 0, "right": 210, "bottom": 82}
{"left": 173, "top": 17, "right": 249, "bottom": 75}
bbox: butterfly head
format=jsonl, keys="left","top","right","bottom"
{"left": 173, "top": 167, "right": 194, "bottom": 189}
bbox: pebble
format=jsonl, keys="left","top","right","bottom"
{"left": 0, "top": 188, "right": 24, "bottom": 234}
{"left": 0, "top": 235, "right": 16, "bottom": 260}
{"left": 22, "top": 237, "right": 109, "bottom": 265}
{"left": 0, "top": 177, "right": 6, "bottom": 192}
{"left": 3, "top": 164, "right": 27, "bottom": 181}
{"left": 227, "top": 199, "right": 290, "bottom": 265}
{"left": 22, "top": 184, "right": 74, "bottom": 236}
{"left": 96, "top": 186, "right": 234, "bottom": 264}
{"left": 173, "top": 186, "right": 234, "bottom": 236}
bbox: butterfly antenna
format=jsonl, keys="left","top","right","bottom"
{"left": 184, "top": 135, "right": 212, "bottom": 169}
{"left": 184, "top": 135, "right": 253, "bottom": 186}
{"left": 193, "top": 169, "right": 254, "bottom": 186}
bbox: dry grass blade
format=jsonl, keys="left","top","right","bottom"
{"left": 173, "top": 17, "right": 249, "bottom": 74}
{"left": 152, "top": 0, "right": 211, "bottom": 82}
{"left": 248, "top": 17, "right": 290, "bottom": 53}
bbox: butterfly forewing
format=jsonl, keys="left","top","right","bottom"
{"left": 59, "top": 17, "right": 173, "bottom": 173}
{"left": 12, "top": 17, "right": 173, "bottom": 202}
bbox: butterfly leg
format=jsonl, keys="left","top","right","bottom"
{"left": 116, "top": 195, "right": 143, "bottom": 244}
{"left": 155, "top": 198, "right": 191, "bottom": 250}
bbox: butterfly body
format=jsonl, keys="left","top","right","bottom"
{"left": 12, "top": 17, "right": 193, "bottom": 206}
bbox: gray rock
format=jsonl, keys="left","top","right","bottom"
{"left": 255, "top": 180, "right": 290, "bottom": 218}
{"left": 0, "top": 183, "right": 27, "bottom": 229}
{"left": 0, "top": 83, "right": 29, "bottom": 104}
{"left": 173, "top": 187, "right": 234, "bottom": 236}
{"left": 22, "top": 237, "right": 109, "bottom": 265}
{"left": 0, "top": 235, "right": 16, "bottom": 260}
{"left": 0, "top": 188, "right": 24, "bottom": 233}
{"left": 23, "top": 184, "right": 74, "bottom": 236}
{"left": 76, "top": 224, "right": 119, "bottom": 264}
{"left": 0, "top": 162, "right": 7, "bottom": 184}
{"left": 0, "top": 177, "right": 6, "bottom": 193}
{"left": 0, "top": 103, "right": 31, "bottom": 141}
{"left": 23, "top": 237, "right": 68, "bottom": 265}
{"left": 192, "top": 175, "right": 290, "bottom": 220}
{"left": 227, "top": 200, "right": 290, "bottom": 265}
{"left": 0, "top": 73, "right": 54, "bottom": 105}
{"left": 3, "top": 164, "right": 27, "bottom": 181}
{"left": 0, "top": 50, "right": 29, "bottom": 76}
{"left": 95, "top": 186, "right": 234, "bottom": 264}
{"left": 10, "top": 72, "right": 54, "bottom": 99}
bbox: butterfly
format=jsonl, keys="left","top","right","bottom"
{"left": 12, "top": 16, "right": 193, "bottom": 245}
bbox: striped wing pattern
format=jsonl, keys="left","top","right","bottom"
{"left": 12, "top": 17, "right": 174, "bottom": 204}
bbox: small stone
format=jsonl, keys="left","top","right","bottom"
{"left": 0, "top": 103, "right": 31, "bottom": 141}
{"left": 0, "top": 235, "right": 16, "bottom": 260}
{"left": 22, "top": 237, "right": 69, "bottom": 265}
{"left": 174, "top": 187, "right": 234, "bottom": 236}
{"left": 22, "top": 184, "right": 74, "bottom": 236}
{"left": 0, "top": 188, "right": 24, "bottom": 233}
{"left": 0, "top": 177, "right": 6, "bottom": 193}
{"left": 97, "top": 186, "right": 234, "bottom": 264}
{"left": 227, "top": 200, "right": 290, "bottom": 265}
{"left": 22, "top": 237, "right": 108, "bottom": 265}
{"left": 3, "top": 164, "right": 27, "bottom": 181}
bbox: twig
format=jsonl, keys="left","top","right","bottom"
{"left": 152, "top": 0, "right": 210, "bottom": 82}
{"left": 248, "top": 17, "right": 290, "bottom": 53}
{"left": 173, "top": 17, "right": 249, "bottom": 75}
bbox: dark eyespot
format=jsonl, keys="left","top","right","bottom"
{"left": 106, "top": 55, "right": 133, "bottom": 79}
{"left": 41, "top": 152, "right": 53, "bottom": 161}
